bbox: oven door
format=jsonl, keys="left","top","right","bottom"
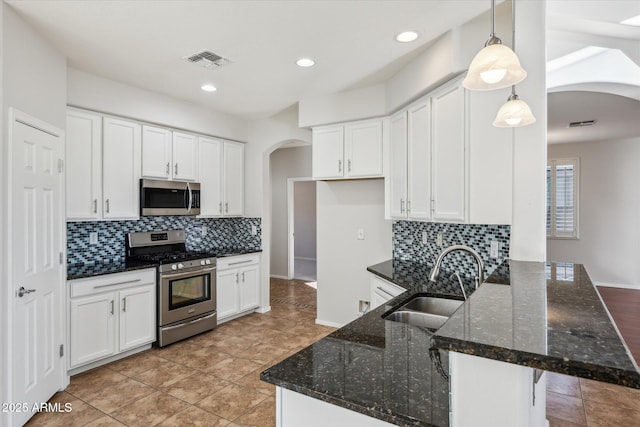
{"left": 159, "top": 266, "right": 216, "bottom": 326}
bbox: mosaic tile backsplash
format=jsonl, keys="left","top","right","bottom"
{"left": 392, "top": 221, "right": 510, "bottom": 280}
{"left": 67, "top": 216, "right": 261, "bottom": 265}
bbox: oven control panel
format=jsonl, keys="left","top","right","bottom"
{"left": 161, "top": 257, "right": 216, "bottom": 273}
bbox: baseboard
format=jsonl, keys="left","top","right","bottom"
{"left": 270, "top": 274, "right": 290, "bottom": 280}
{"left": 256, "top": 306, "right": 271, "bottom": 314}
{"left": 595, "top": 282, "right": 640, "bottom": 291}
{"left": 315, "top": 319, "right": 345, "bottom": 328}
{"left": 294, "top": 257, "right": 317, "bottom": 262}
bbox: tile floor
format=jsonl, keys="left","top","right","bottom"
{"left": 26, "top": 278, "right": 332, "bottom": 427}
{"left": 25, "top": 277, "right": 640, "bottom": 427}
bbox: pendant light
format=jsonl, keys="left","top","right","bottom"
{"left": 462, "top": 0, "right": 527, "bottom": 91}
{"left": 493, "top": 0, "right": 536, "bottom": 127}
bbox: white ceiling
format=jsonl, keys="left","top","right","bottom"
{"left": 5, "top": 0, "right": 491, "bottom": 120}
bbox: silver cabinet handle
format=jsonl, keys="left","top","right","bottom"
{"left": 16, "top": 286, "right": 36, "bottom": 298}
{"left": 242, "top": 272, "right": 245, "bottom": 282}
{"left": 105, "top": 199, "right": 110, "bottom": 213}
{"left": 431, "top": 199, "right": 435, "bottom": 212}
{"left": 93, "top": 199, "right": 98, "bottom": 214}
{"left": 122, "top": 297, "right": 127, "bottom": 312}
{"left": 407, "top": 200, "right": 411, "bottom": 213}
{"left": 225, "top": 202, "right": 229, "bottom": 213}
{"left": 338, "top": 159, "right": 342, "bottom": 173}
{"left": 235, "top": 273, "right": 239, "bottom": 283}
{"left": 376, "top": 286, "right": 395, "bottom": 298}
{"left": 94, "top": 279, "right": 141, "bottom": 289}
{"left": 348, "top": 159, "right": 352, "bottom": 172}
{"left": 110, "top": 300, "right": 114, "bottom": 315}
{"left": 174, "top": 163, "right": 178, "bottom": 176}
{"left": 219, "top": 202, "right": 222, "bottom": 214}
{"left": 400, "top": 198, "right": 405, "bottom": 213}
{"left": 228, "top": 260, "right": 253, "bottom": 266}
{"left": 166, "top": 162, "right": 170, "bottom": 176}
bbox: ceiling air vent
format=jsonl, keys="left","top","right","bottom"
{"left": 568, "top": 120, "right": 597, "bottom": 128}
{"left": 184, "top": 50, "right": 230, "bottom": 69}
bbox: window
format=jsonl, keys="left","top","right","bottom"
{"left": 546, "top": 158, "right": 579, "bottom": 238}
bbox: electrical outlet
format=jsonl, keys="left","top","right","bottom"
{"left": 251, "top": 225, "right": 258, "bottom": 236}
{"left": 201, "top": 226, "right": 208, "bottom": 237}
{"left": 436, "top": 233, "right": 443, "bottom": 247}
{"left": 89, "top": 232, "right": 98, "bottom": 245}
{"left": 358, "top": 300, "right": 370, "bottom": 315}
{"left": 490, "top": 241, "right": 499, "bottom": 258}
{"left": 422, "top": 231, "right": 428, "bottom": 245}
{"left": 357, "top": 228, "right": 365, "bottom": 240}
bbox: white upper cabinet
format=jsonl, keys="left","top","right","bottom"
{"left": 313, "top": 118, "right": 384, "bottom": 180}
{"left": 407, "top": 100, "right": 432, "bottom": 220}
{"left": 141, "top": 125, "right": 172, "bottom": 179}
{"left": 344, "top": 120, "right": 383, "bottom": 178}
{"left": 388, "top": 111, "right": 408, "bottom": 219}
{"left": 198, "top": 138, "right": 244, "bottom": 217}
{"left": 172, "top": 132, "right": 198, "bottom": 181}
{"left": 430, "top": 80, "right": 467, "bottom": 222}
{"left": 102, "top": 117, "right": 141, "bottom": 220}
{"left": 224, "top": 141, "right": 244, "bottom": 216}
{"left": 66, "top": 109, "right": 102, "bottom": 221}
{"left": 312, "top": 125, "right": 344, "bottom": 179}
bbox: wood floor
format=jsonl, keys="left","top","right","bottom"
{"left": 597, "top": 286, "right": 640, "bottom": 364}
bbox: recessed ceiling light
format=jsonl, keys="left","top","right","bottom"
{"left": 395, "top": 31, "right": 419, "bottom": 43}
{"left": 296, "top": 58, "right": 315, "bottom": 67}
{"left": 201, "top": 84, "right": 217, "bottom": 92}
{"left": 621, "top": 14, "right": 640, "bottom": 26}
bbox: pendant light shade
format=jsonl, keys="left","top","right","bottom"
{"left": 462, "top": 0, "right": 527, "bottom": 91}
{"left": 493, "top": 93, "right": 536, "bottom": 127}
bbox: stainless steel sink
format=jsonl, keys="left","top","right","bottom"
{"left": 383, "top": 296, "right": 464, "bottom": 330}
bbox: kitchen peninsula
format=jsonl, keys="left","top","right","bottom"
{"left": 261, "top": 260, "right": 640, "bottom": 427}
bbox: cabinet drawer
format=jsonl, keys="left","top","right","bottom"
{"left": 217, "top": 253, "right": 260, "bottom": 270}
{"left": 371, "top": 276, "right": 405, "bottom": 300}
{"left": 69, "top": 269, "right": 156, "bottom": 298}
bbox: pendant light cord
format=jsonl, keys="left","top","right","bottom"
{"left": 510, "top": 0, "right": 517, "bottom": 96}
{"left": 491, "top": 0, "right": 496, "bottom": 36}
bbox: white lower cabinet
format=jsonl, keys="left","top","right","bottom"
{"left": 370, "top": 275, "right": 405, "bottom": 310}
{"left": 216, "top": 254, "right": 260, "bottom": 323}
{"left": 68, "top": 269, "right": 156, "bottom": 371}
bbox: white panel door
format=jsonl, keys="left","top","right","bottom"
{"left": 388, "top": 111, "right": 408, "bottom": 219}
{"left": 345, "top": 120, "right": 383, "bottom": 178}
{"left": 141, "top": 125, "right": 172, "bottom": 180}
{"left": 199, "top": 137, "right": 224, "bottom": 216}
{"left": 119, "top": 285, "right": 156, "bottom": 352}
{"left": 407, "top": 101, "right": 432, "bottom": 221}
{"left": 312, "top": 126, "right": 344, "bottom": 179}
{"left": 431, "top": 81, "right": 467, "bottom": 222}
{"left": 10, "top": 115, "right": 64, "bottom": 426}
{"left": 217, "top": 269, "right": 240, "bottom": 319}
{"left": 102, "top": 117, "right": 141, "bottom": 220}
{"left": 65, "top": 109, "right": 102, "bottom": 220}
{"left": 172, "top": 131, "right": 198, "bottom": 181}
{"left": 239, "top": 265, "right": 260, "bottom": 311}
{"left": 224, "top": 141, "right": 244, "bottom": 216}
{"left": 69, "top": 293, "right": 116, "bottom": 368}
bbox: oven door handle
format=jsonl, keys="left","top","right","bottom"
{"left": 161, "top": 266, "right": 216, "bottom": 280}
{"left": 161, "top": 312, "right": 216, "bottom": 331}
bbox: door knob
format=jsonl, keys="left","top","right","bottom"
{"left": 17, "top": 287, "right": 36, "bottom": 297}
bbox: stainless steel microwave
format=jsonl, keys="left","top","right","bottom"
{"left": 140, "top": 179, "right": 201, "bottom": 216}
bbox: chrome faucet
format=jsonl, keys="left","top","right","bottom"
{"left": 429, "top": 245, "right": 485, "bottom": 290}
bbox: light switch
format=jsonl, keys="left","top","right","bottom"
{"left": 89, "top": 232, "right": 98, "bottom": 245}
{"left": 422, "top": 231, "right": 428, "bottom": 245}
{"left": 436, "top": 233, "right": 443, "bottom": 247}
{"left": 201, "top": 226, "right": 208, "bottom": 237}
{"left": 357, "top": 228, "right": 365, "bottom": 240}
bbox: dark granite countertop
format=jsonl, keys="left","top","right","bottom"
{"left": 261, "top": 258, "right": 640, "bottom": 426}
{"left": 67, "top": 249, "right": 262, "bottom": 280}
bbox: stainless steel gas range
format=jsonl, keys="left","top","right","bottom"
{"left": 126, "top": 230, "right": 216, "bottom": 347}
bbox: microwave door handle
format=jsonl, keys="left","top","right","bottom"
{"left": 186, "top": 182, "right": 192, "bottom": 213}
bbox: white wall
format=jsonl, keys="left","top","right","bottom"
{"left": 547, "top": 138, "right": 640, "bottom": 287}
{"left": 67, "top": 68, "right": 248, "bottom": 142}
{"left": 269, "top": 146, "right": 312, "bottom": 277}
{"left": 2, "top": 4, "right": 67, "bottom": 423}
{"left": 316, "top": 179, "right": 392, "bottom": 326}
{"left": 294, "top": 181, "right": 317, "bottom": 260}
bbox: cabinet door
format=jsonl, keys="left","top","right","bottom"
{"left": 344, "top": 120, "right": 383, "bottom": 178}
{"left": 407, "top": 101, "right": 432, "bottom": 220}
{"left": 388, "top": 111, "right": 408, "bottom": 219}
{"left": 103, "top": 117, "right": 141, "bottom": 220}
{"left": 239, "top": 264, "right": 259, "bottom": 311}
{"left": 69, "top": 293, "right": 116, "bottom": 368}
{"left": 172, "top": 132, "right": 198, "bottom": 181}
{"left": 223, "top": 141, "right": 244, "bottom": 216}
{"left": 217, "top": 269, "right": 240, "bottom": 320}
{"left": 66, "top": 110, "right": 102, "bottom": 220}
{"left": 312, "top": 126, "right": 344, "bottom": 179}
{"left": 198, "top": 137, "right": 224, "bottom": 216}
{"left": 141, "top": 125, "right": 172, "bottom": 180}
{"left": 119, "top": 285, "right": 156, "bottom": 352}
{"left": 431, "top": 81, "right": 467, "bottom": 222}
